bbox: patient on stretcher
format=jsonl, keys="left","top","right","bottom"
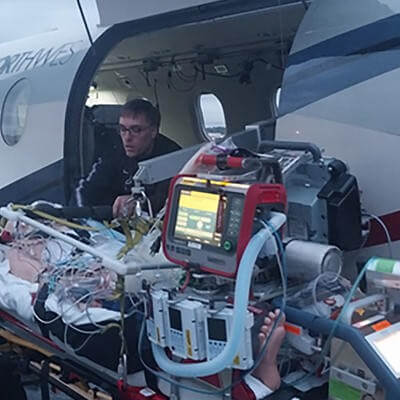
{"left": 0, "top": 216, "right": 287, "bottom": 398}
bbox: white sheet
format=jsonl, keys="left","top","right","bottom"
{"left": 0, "top": 257, "right": 37, "bottom": 321}
{"left": 0, "top": 223, "right": 180, "bottom": 326}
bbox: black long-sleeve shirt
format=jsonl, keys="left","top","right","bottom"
{"left": 74, "top": 134, "right": 181, "bottom": 214}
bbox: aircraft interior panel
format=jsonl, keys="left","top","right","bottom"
{"left": 79, "top": 3, "right": 305, "bottom": 173}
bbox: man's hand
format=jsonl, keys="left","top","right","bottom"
{"left": 112, "top": 195, "right": 134, "bottom": 218}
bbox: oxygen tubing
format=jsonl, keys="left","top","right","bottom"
{"left": 151, "top": 227, "right": 270, "bottom": 378}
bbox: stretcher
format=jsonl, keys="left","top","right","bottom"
{"left": 0, "top": 206, "right": 174, "bottom": 400}
{"left": 0, "top": 207, "right": 269, "bottom": 400}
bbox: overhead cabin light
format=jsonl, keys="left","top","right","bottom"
{"left": 172, "top": 64, "right": 182, "bottom": 72}
{"left": 142, "top": 58, "right": 160, "bottom": 73}
{"left": 214, "top": 64, "right": 229, "bottom": 75}
{"left": 119, "top": 78, "right": 132, "bottom": 89}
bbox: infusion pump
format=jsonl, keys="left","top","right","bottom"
{"left": 146, "top": 291, "right": 254, "bottom": 369}
{"left": 163, "top": 175, "right": 286, "bottom": 278}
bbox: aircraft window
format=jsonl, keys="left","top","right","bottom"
{"left": 198, "top": 93, "right": 227, "bottom": 141}
{"left": 271, "top": 87, "right": 281, "bottom": 118}
{"left": 1, "top": 79, "right": 31, "bottom": 146}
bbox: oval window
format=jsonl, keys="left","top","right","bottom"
{"left": 198, "top": 93, "right": 227, "bottom": 141}
{"left": 272, "top": 86, "right": 281, "bottom": 118}
{"left": 1, "top": 79, "right": 31, "bottom": 146}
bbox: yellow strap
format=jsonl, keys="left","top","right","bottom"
{"left": 11, "top": 204, "right": 99, "bottom": 231}
{"left": 117, "top": 220, "right": 143, "bottom": 259}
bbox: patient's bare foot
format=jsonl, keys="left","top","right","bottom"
{"left": 252, "top": 309, "right": 286, "bottom": 391}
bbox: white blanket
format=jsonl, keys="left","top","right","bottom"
{"left": 0, "top": 227, "right": 180, "bottom": 326}
{"left": 0, "top": 257, "right": 38, "bottom": 321}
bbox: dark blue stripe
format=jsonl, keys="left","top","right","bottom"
{"left": 0, "top": 160, "right": 65, "bottom": 206}
{"left": 289, "top": 13, "right": 400, "bottom": 67}
{"left": 280, "top": 46, "right": 400, "bottom": 116}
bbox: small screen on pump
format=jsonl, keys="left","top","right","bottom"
{"left": 173, "top": 189, "right": 223, "bottom": 247}
{"left": 207, "top": 318, "right": 227, "bottom": 341}
{"left": 169, "top": 308, "right": 183, "bottom": 331}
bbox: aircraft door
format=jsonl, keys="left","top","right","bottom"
{"left": 275, "top": 0, "right": 400, "bottom": 256}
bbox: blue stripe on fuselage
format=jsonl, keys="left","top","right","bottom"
{"left": 0, "top": 160, "right": 65, "bottom": 206}
{"left": 280, "top": 14, "right": 400, "bottom": 116}
{"left": 288, "top": 14, "right": 400, "bottom": 67}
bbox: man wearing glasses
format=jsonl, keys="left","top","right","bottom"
{"left": 75, "top": 98, "right": 181, "bottom": 216}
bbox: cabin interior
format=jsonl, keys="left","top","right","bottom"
{"left": 72, "top": 3, "right": 307, "bottom": 192}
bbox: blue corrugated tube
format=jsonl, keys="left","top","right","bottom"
{"left": 151, "top": 226, "right": 271, "bottom": 377}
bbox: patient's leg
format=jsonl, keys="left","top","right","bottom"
{"left": 252, "top": 309, "right": 286, "bottom": 391}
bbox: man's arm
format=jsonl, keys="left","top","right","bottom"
{"left": 144, "top": 179, "right": 171, "bottom": 216}
{"left": 112, "top": 179, "right": 170, "bottom": 218}
{"left": 73, "top": 158, "right": 116, "bottom": 207}
{"left": 140, "top": 134, "right": 181, "bottom": 215}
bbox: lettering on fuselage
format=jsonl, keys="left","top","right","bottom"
{"left": 0, "top": 42, "right": 79, "bottom": 77}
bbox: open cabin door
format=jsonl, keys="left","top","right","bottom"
{"left": 275, "top": 0, "right": 400, "bottom": 245}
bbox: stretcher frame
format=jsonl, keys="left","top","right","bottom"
{"left": 0, "top": 206, "right": 171, "bottom": 399}
{"left": 0, "top": 308, "right": 136, "bottom": 400}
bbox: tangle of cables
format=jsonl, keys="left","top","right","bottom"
{"left": 0, "top": 205, "right": 156, "bottom": 357}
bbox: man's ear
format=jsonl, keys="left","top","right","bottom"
{"left": 151, "top": 126, "right": 158, "bottom": 139}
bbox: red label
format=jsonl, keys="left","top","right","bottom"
{"left": 284, "top": 323, "right": 301, "bottom": 336}
{"left": 372, "top": 320, "right": 391, "bottom": 332}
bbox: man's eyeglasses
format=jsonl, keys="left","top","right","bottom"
{"left": 119, "top": 124, "right": 152, "bottom": 137}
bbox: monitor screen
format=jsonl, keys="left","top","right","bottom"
{"left": 174, "top": 189, "right": 223, "bottom": 247}
{"left": 370, "top": 329, "right": 400, "bottom": 377}
{"left": 169, "top": 308, "right": 182, "bottom": 332}
{"left": 207, "top": 318, "right": 227, "bottom": 342}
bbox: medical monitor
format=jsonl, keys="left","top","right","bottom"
{"left": 163, "top": 176, "right": 286, "bottom": 277}
{"left": 173, "top": 189, "right": 223, "bottom": 247}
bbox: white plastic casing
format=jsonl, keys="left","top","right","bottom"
{"left": 164, "top": 298, "right": 207, "bottom": 361}
{"left": 147, "top": 290, "right": 169, "bottom": 347}
{"left": 205, "top": 307, "right": 254, "bottom": 370}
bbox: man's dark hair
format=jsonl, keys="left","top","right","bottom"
{"left": 121, "top": 98, "right": 161, "bottom": 129}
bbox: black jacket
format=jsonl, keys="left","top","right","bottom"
{"left": 74, "top": 134, "right": 181, "bottom": 214}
